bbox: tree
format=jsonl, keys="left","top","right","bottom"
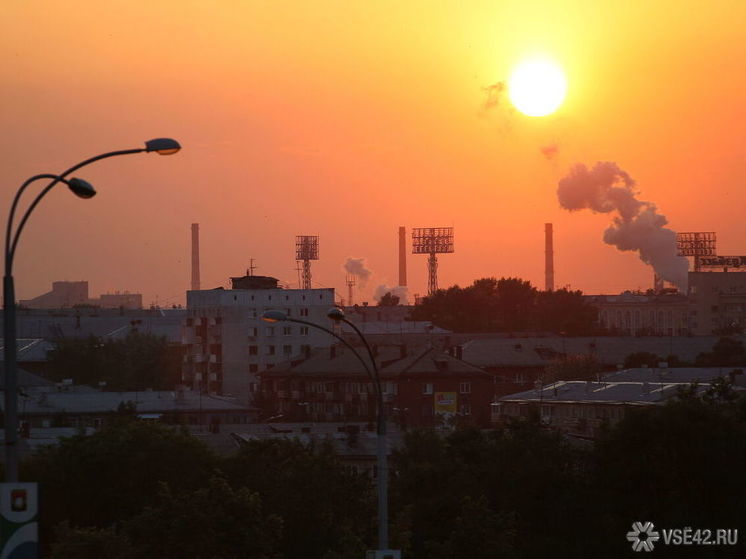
{"left": 124, "top": 476, "right": 283, "bottom": 559}
{"left": 22, "top": 421, "right": 216, "bottom": 547}
{"left": 378, "top": 292, "right": 400, "bottom": 306}
{"left": 695, "top": 336, "right": 746, "bottom": 366}
{"left": 221, "top": 438, "right": 374, "bottom": 558}
{"left": 411, "top": 277, "right": 598, "bottom": 334}
{"left": 46, "top": 332, "right": 182, "bottom": 390}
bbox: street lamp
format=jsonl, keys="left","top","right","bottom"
{"left": 3, "top": 138, "right": 181, "bottom": 482}
{"left": 261, "top": 308, "right": 395, "bottom": 557}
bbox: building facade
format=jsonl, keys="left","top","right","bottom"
{"left": 259, "top": 345, "right": 499, "bottom": 428}
{"left": 688, "top": 271, "right": 746, "bottom": 335}
{"left": 181, "top": 275, "right": 336, "bottom": 402}
{"left": 586, "top": 292, "right": 689, "bottom": 336}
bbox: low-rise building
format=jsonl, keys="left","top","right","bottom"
{"left": 259, "top": 344, "right": 498, "bottom": 428}
{"left": 493, "top": 367, "right": 745, "bottom": 439}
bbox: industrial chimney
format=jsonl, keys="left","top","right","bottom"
{"left": 191, "top": 223, "right": 200, "bottom": 291}
{"left": 545, "top": 223, "right": 554, "bottom": 291}
{"left": 399, "top": 226, "right": 407, "bottom": 287}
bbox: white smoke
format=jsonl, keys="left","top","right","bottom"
{"left": 557, "top": 162, "right": 689, "bottom": 289}
{"left": 373, "top": 284, "right": 408, "bottom": 305}
{"left": 343, "top": 257, "right": 372, "bottom": 286}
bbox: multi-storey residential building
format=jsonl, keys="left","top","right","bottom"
{"left": 181, "top": 275, "right": 335, "bottom": 402}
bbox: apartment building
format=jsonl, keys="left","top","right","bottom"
{"left": 181, "top": 275, "right": 335, "bottom": 402}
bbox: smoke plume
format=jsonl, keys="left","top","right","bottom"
{"left": 343, "top": 257, "right": 372, "bottom": 286}
{"left": 373, "top": 284, "right": 408, "bottom": 304}
{"left": 557, "top": 162, "right": 688, "bottom": 289}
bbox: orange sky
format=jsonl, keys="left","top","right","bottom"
{"left": 1, "top": 1, "right": 745, "bottom": 306}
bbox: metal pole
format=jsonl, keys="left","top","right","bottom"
{"left": 341, "top": 318, "right": 388, "bottom": 551}
{"left": 3, "top": 146, "right": 166, "bottom": 483}
{"left": 3, "top": 274, "right": 19, "bottom": 481}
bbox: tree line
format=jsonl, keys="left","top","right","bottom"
{"left": 8, "top": 386, "right": 745, "bottom": 558}
{"left": 411, "top": 277, "right": 598, "bottom": 334}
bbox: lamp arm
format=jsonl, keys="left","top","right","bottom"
{"left": 5, "top": 174, "right": 62, "bottom": 275}
{"left": 286, "top": 317, "right": 376, "bottom": 383}
{"left": 342, "top": 317, "right": 384, "bottom": 398}
{"left": 8, "top": 148, "right": 145, "bottom": 265}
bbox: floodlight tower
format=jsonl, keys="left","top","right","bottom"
{"left": 295, "top": 235, "right": 319, "bottom": 289}
{"left": 676, "top": 232, "right": 717, "bottom": 272}
{"left": 412, "top": 227, "right": 454, "bottom": 295}
{"left": 345, "top": 274, "right": 356, "bottom": 306}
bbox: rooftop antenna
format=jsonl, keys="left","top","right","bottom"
{"left": 247, "top": 258, "right": 257, "bottom": 277}
{"left": 412, "top": 227, "right": 454, "bottom": 295}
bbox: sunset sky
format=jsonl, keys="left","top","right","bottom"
{"left": 1, "top": 1, "right": 745, "bottom": 306}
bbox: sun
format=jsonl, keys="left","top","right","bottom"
{"left": 508, "top": 59, "right": 567, "bottom": 117}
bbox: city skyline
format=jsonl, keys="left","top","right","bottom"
{"left": 2, "top": 1, "right": 745, "bottom": 306}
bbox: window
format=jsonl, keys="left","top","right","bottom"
{"left": 266, "top": 345, "right": 276, "bottom": 356}
{"left": 459, "top": 404, "right": 471, "bottom": 415}
{"left": 300, "top": 308, "right": 309, "bottom": 317}
{"left": 459, "top": 382, "right": 471, "bottom": 394}
{"left": 249, "top": 346, "right": 258, "bottom": 356}
{"left": 422, "top": 383, "right": 433, "bottom": 395}
{"left": 300, "top": 326, "right": 309, "bottom": 336}
{"left": 283, "top": 326, "right": 292, "bottom": 336}
{"left": 248, "top": 327, "right": 257, "bottom": 337}
{"left": 283, "top": 344, "right": 292, "bottom": 355}
{"left": 249, "top": 364, "right": 258, "bottom": 373}
{"left": 264, "top": 327, "right": 275, "bottom": 336}
{"left": 249, "top": 383, "right": 258, "bottom": 393}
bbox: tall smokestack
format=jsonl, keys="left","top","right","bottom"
{"left": 399, "top": 226, "right": 407, "bottom": 287}
{"left": 545, "top": 223, "right": 554, "bottom": 291}
{"left": 191, "top": 223, "right": 200, "bottom": 291}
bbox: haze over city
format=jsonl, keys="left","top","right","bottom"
{"left": 2, "top": 1, "right": 745, "bottom": 305}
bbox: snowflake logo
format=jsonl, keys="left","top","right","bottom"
{"left": 627, "top": 521, "right": 660, "bottom": 552}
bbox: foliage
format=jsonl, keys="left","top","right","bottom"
{"left": 46, "top": 332, "right": 182, "bottom": 390}
{"left": 50, "top": 522, "right": 134, "bottom": 559}
{"left": 411, "top": 277, "right": 597, "bottom": 334}
{"left": 221, "top": 438, "right": 374, "bottom": 558}
{"left": 695, "top": 336, "right": 746, "bottom": 366}
{"left": 124, "top": 475, "right": 283, "bottom": 559}
{"left": 378, "top": 292, "right": 400, "bottom": 306}
{"left": 22, "top": 421, "right": 216, "bottom": 546}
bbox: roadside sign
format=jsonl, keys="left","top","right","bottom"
{"left": 0, "top": 483, "right": 38, "bottom": 559}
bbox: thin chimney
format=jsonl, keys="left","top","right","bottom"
{"left": 545, "top": 223, "right": 554, "bottom": 291}
{"left": 191, "top": 223, "right": 201, "bottom": 291}
{"left": 398, "top": 226, "right": 407, "bottom": 287}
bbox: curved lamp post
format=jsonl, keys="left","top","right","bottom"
{"left": 3, "top": 138, "right": 181, "bottom": 482}
{"left": 261, "top": 307, "right": 391, "bottom": 555}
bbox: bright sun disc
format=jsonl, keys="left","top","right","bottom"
{"left": 508, "top": 59, "right": 567, "bottom": 117}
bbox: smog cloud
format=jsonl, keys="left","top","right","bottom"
{"left": 373, "top": 284, "right": 408, "bottom": 304}
{"left": 557, "top": 161, "right": 688, "bottom": 289}
{"left": 343, "top": 257, "right": 372, "bottom": 286}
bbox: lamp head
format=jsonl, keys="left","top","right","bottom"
{"left": 66, "top": 178, "right": 96, "bottom": 199}
{"left": 327, "top": 307, "right": 345, "bottom": 322}
{"left": 144, "top": 138, "right": 181, "bottom": 155}
{"left": 262, "top": 310, "right": 288, "bottom": 323}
